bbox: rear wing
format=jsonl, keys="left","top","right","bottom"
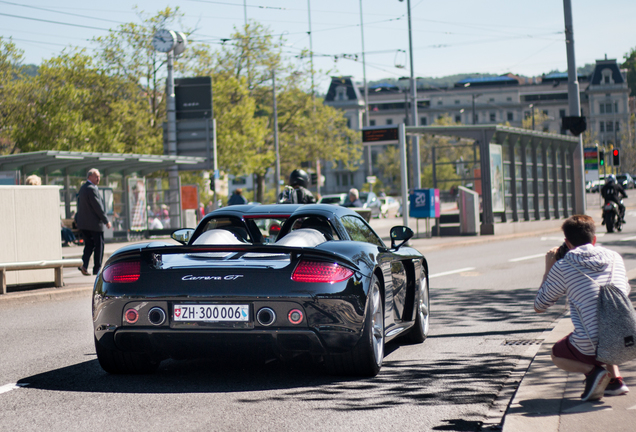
{"left": 107, "top": 243, "right": 360, "bottom": 272}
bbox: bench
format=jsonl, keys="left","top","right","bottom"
{"left": 0, "top": 259, "right": 84, "bottom": 294}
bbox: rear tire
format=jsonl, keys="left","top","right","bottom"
{"left": 94, "top": 336, "right": 160, "bottom": 374}
{"left": 325, "top": 276, "right": 384, "bottom": 377}
{"left": 606, "top": 216, "right": 615, "bottom": 233}
{"left": 405, "top": 273, "right": 430, "bottom": 344}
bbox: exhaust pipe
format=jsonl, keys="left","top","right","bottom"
{"left": 256, "top": 307, "right": 276, "bottom": 326}
{"left": 148, "top": 307, "right": 166, "bottom": 326}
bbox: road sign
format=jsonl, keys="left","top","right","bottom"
{"left": 362, "top": 126, "right": 399, "bottom": 143}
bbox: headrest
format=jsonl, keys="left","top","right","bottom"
{"left": 275, "top": 229, "right": 326, "bottom": 247}
{"left": 193, "top": 229, "right": 244, "bottom": 245}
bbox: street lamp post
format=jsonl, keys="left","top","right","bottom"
{"left": 399, "top": 0, "right": 420, "bottom": 189}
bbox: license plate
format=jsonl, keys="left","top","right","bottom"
{"left": 173, "top": 304, "right": 250, "bottom": 322}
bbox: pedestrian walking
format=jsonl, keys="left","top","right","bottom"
{"left": 228, "top": 188, "right": 248, "bottom": 206}
{"left": 75, "top": 168, "right": 111, "bottom": 276}
{"left": 535, "top": 215, "right": 630, "bottom": 401}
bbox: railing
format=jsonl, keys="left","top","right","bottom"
{"left": 0, "top": 259, "right": 83, "bottom": 294}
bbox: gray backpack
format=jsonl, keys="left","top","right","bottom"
{"left": 571, "top": 259, "right": 636, "bottom": 365}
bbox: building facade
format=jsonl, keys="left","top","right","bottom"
{"left": 323, "top": 57, "right": 630, "bottom": 195}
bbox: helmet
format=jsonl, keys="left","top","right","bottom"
{"left": 289, "top": 169, "right": 309, "bottom": 188}
{"left": 606, "top": 174, "right": 616, "bottom": 185}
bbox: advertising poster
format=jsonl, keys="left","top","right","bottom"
{"left": 489, "top": 144, "right": 505, "bottom": 212}
{"left": 128, "top": 178, "right": 147, "bottom": 231}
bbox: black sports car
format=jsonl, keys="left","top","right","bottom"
{"left": 93, "top": 204, "right": 430, "bottom": 376}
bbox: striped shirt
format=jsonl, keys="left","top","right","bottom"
{"left": 535, "top": 244, "right": 630, "bottom": 356}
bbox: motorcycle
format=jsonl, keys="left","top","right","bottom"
{"left": 602, "top": 200, "right": 623, "bottom": 233}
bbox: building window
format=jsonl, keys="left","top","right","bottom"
{"left": 335, "top": 86, "right": 348, "bottom": 101}
{"left": 615, "top": 101, "right": 619, "bottom": 113}
{"left": 600, "top": 102, "right": 612, "bottom": 114}
{"left": 473, "top": 114, "right": 478, "bottom": 123}
{"left": 455, "top": 115, "right": 461, "bottom": 123}
{"left": 600, "top": 103, "right": 604, "bottom": 114}
{"left": 386, "top": 118, "right": 393, "bottom": 125}
{"left": 489, "top": 98, "right": 495, "bottom": 102}
{"left": 507, "top": 112, "right": 514, "bottom": 121}
{"left": 437, "top": 100, "right": 443, "bottom": 105}
{"left": 346, "top": 117, "right": 351, "bottom": 128}
{"left": 524, "top": 111, "right": 531, "bottom": 119}
{"left": 616, "top": 121, "right": 620, "bottom": 131}
{"left": 542, "top": 110, "right": 549, "bottom": 116}
{"left": 606, "top": 121, "right": 614, "bottom": 133}
{"left": 543, "top": 126, "right": 549, "bottom": 133}
{"left": 232, "top": 176, "right": 247, "bottom": 185}
{"left": 506, "top": 97, "right": 512, "bottom": 102}
{"left": 600, "top": 122, "right": 605, "bottom": 132}
{"left": 559, "top": 109, "right": 566, "bottom": 118}
{"left": 420, "top": 116, "right": 427, "bottom": 125}
{"left": 369, "top": 119, "right": 376, "bottom": 126}
{"left": 490, "top": 112, "right": 496, "bottom": 122}
{"left": 454, "top": 100, "right": 460, "bottom": 104}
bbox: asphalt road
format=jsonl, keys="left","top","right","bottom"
{"left": 1, "top": 200, "right": 635, "bottom": 432}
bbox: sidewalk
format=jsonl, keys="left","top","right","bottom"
{"left": 502, "top": 316, "right": 636, "bottom": 432}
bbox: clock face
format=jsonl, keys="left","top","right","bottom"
{"left": 152, "top": 30, "right": 176, "bottom": 53}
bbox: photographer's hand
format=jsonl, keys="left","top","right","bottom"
{"left": 541, "top": 246, "right": 559, "bottom": 285}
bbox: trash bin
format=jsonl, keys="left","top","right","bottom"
{"left": 458, "top": 186, "right": 479, "bottom": 236}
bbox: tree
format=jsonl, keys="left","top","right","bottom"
{"left": 522, "top": 108, "right": 550, "bottom": 130}
{"left": 0, "top": 37, "right": 28, "bottom": 154}
{"left": 376, "top": 145, "right": 401, "bottom": 194}
{"left": 8, "top": 51, "right": 160, "bottom": 154}
{"left": 622, "top": 47, "right": 636, "bottom": 97}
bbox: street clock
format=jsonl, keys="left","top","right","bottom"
{"left": 152, "top": 29, "right": 177, "bottom": 53}
{"left": 174, "top": 31, "right": 188, "bottom": 56}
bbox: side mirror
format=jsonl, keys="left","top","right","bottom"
{"left": 390, "top": 226, "right": 414, "bottom": 250}
{"left": 172, "top": 228, "right": 195, "bottom": 245}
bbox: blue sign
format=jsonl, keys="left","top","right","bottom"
{"left": 409, "top": 189, "right": 440, "bottom": 219}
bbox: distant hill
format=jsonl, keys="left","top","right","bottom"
{"left": 367, "top": 63, "right": 597, "bottom": 89}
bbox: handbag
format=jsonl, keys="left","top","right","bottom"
{"left": 570, "top": 259, "right": 636, "bottom": 365}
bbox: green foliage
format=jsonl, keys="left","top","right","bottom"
{"left": 7, "top": 51, "right": 160, "bottom": 154}
{"left": 376, "top": 145, "right": 401, "bottom": 194}
{"left": 622, "top": 47, "right": 636, "bottom": 97}
{"left": 521, "top": 108, "right": 550, "bottom": 130}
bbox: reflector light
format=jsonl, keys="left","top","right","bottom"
{"left": 288, "top": 309, "right": 304, "bottom": 324}
{"left": 103, "top": 261, "right": 141, "bottom": 283}
{"left": 291, "top": 261, "right": 353, "bottom": 283}
{"left": 124, "top": 308, "right": 139, "bottom": 324}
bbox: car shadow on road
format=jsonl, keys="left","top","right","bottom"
{"left": 18, "top": 349, "right": 518, "bottom": 414}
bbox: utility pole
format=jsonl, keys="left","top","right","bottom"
{"left": 563, "top": 0, "right": 586, "bottom": 214}
{"left": 307, "top": 0, "right": 315, "bottom": 98}
{"left": 273, "top": 70, "right": 281, "bottom": 199}
{"left": 405, "top": 0, "right": 421, "bottom": 189}
{"left": 166, "top": 50, "right": 180, "bottom": 226}
{"left": 359, "top": 0, "right": 369, "bottom": 127}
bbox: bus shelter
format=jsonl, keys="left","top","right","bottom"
{"left": 0, "top": 151, "right": 205, "bottom": 239}
{"left": 402, "top": 125, "right": 580, "bottom": 235}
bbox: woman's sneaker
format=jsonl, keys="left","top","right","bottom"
{"left": 581, "top": 366, "right": 610, "bottom": 401}
{"left": 605, "top": 377, "right": 629, "bottom": 396}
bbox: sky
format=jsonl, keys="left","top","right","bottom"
{"left": 1, "top": 0, "right": 635, "bottom": 93}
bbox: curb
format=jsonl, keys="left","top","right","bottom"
{"left": 0, "top": 285, "right": 93, "bottom": 306}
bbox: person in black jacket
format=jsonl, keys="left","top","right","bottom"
{"left": 75, "top": 168, "right": 111, "bottom": 276}
{"left": 278, "top": 169, "right": 316, "bottom": 204}
{"left": 601, "top": 175, "right": 628, "bottom": 223}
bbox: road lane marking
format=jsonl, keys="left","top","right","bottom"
{"left": 0, "top": 383, "right": 28, "bottom": 395}
{"left": 429, "top": 267, "right": 476, "bottom": 279}
{"left": 620, "top": 235, "right": 636, "bottom": 242}
{"left": 509, "top": 253, "right": 545, "bottom": 262}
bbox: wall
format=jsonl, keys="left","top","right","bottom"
{"left": 0, "top": 186, "right": 62, "bottom": 285}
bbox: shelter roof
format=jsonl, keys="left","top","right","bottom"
{"left": 0, "top": 151, "right": 206, "bottom": 177}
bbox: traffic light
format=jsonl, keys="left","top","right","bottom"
{"left": 599, "top": 150, "right": 605, "bottom": 166}
{"left": 310, "top": 172, "right": 318, "bottom": 186}
{"left": 210, "top": 179, "right": 215, "bottom": 192}
{"left": 612, "top": 149, "right": 620, "bottom": 166}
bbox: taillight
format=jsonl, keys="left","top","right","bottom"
{"left": 103, "top": 261, "right": 140, "bottom": 283}
{"left": 292, "top": 260, "right": 354, "bottom": 283}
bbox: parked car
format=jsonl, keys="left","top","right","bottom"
{"left": 617, "top": 173, "right": 634, "bottom": 189}
{"left": 588, "top": 179, "right": 604, "bottom": 193}
{"left": 344, "top": 191, "right": 382, "bottom": 218}
{"left": 92, "top": 204, "right": 430, "bottom": 377}
{"left": 318, "top": 193, "right": 347, "bottom": 206}
{"left": 379, "top": 196, "right": 400, "bottom": 218}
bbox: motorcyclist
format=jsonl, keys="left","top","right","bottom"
{"left": 600, "top": 174, "right": 627, "bottom": 223}
{"left": 278, "top": 169, "right": 316, "bottom": 204}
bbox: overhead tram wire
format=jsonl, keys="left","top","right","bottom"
{"left": 0, "top": 1, "right": 125, "bottom": 24}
